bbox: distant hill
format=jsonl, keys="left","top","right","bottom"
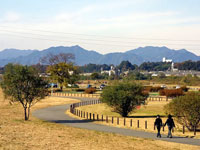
{"left": 126, "top": 46, "right": 200, "bottom": 62}
{"left": 0, "top": 45, "right": 199, "bottom": 66}
{"left": 0, "top": 49, "right": 37, "bottom": 60}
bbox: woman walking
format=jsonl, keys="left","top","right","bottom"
{"left": 164, "top": 114, "right": 175, "bottom": 138}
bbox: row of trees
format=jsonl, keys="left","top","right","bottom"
{"left": 79, "top": 61, "right": 172, "bottom": 73}
{"left": 80, "top": 60, "right": 200, "bottom": 73}
{"left": 175, "top": 60, "right": 200, "bottom": 71}
{"left": 2, "top": 60, "right": 200, "bottom": 75}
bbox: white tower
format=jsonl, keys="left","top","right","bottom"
{"left": 162, "top": 57, "right": 166, "bottom": 62}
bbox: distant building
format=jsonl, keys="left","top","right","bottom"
{"left": 162, "top": 57, "right": 172, "bottom": 63}
{"left": 80, "top": 73, "right": 92, "bottom": 76}
{"left": 101, "top": 66, "right": 118, "bottom": 76}
{"left": 171, "top": 62, "right": 178, "bottom": 72}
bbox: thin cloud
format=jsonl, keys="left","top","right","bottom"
{"left": 1, "top": 11, "right": 21, "bottom": 23}
{"left": 98, "top": 11, "right": 180, "bottom": 22}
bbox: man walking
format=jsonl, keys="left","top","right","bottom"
{"left": 164, "top": 114, "right": 175, "bottom": 138}
{"left": 154, "top": 115, "right": 162, "bottom": 138}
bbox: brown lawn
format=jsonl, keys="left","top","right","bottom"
{"left": 0, "top": 88, "right": 199, "bottom": 150}
{"left": 74, "top": 101, "right": 200, "bottom": 139}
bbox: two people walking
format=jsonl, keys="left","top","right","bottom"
{"left": 154, "top": 114, "right": 175, "bottom": 138}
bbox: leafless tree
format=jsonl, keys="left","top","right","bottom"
{"left": 40, "top": 53, "right": 75, "bottom": 65}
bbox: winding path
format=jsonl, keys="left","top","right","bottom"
{"left": 32, "top": 97, "right": 200, "bottom": 146}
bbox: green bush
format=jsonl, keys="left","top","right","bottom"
{"left": 165, "top": 92, "right": 200, "bottom": 132}
{"left": 101, "top": 81, "right": 148, "bottom": 117}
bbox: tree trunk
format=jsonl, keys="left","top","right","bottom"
{"left": 27, "top": 107, "right": 31, "bottom": 120}
{"left": 24, "top": 107, "right": 28, "bottom": 121}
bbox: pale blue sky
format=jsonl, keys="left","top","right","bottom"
{"left": 0, "top": 0, "right": 200, "bottom": 55}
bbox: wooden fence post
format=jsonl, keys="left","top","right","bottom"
{"left": 102, "top": 115, "right": 104, "bottom": 121}
{"left": 106, "top": 116, "right": 108, "bottom": 123}
{"left": 137, "top": 120, "right": 139, "bottom": 128}
{"left": 117, "top": 117, "right": 119, "bottom": 125}
{"left": 89, "top": 113, "right": 91, "bottom": 120}
{"left": 93, "top": 114, "right": 95, "bottom": 121}
{"left": 145, "top": 121, "right": 147, "bottom": 129}
{"left": 112, "top": 117, "right": 114, "bottom": 124}
{"left": 130, "top": 119, "right": 132, "bottom": 127}
{"left": 124, "top": 118, "right": 126, "bottom": 126}
{"left": 183, "top": 125, "right": 185, "bottom": 134}
{"left": 194, "top": 127, "right": 196, "bottom": 136}
{"left": 97, "top": 114, "right": 99, "bottom": 121}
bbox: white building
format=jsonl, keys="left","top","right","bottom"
{"left": 162, "top": 57, "right": 172, "bottom": 63}
{"left": 101, "top": 66, "right": 116, "bottom": 76}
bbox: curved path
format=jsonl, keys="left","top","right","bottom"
{"left": 32, "top": 97, "right": 200, "bottom": 146}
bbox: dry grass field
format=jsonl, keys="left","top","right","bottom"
{"left": 75, "top": 101, "right": 200, "bottom": 139}
{"left": 0, "top": 89, "right": 200, "bottom": 150}
{"left": 76, "top": 101, "right": 168, "bottom": 117}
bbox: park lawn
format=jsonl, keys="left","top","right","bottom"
{"left": 149, "top": 92, "right": 159, "bottom": 96}
{"left": 75, "top": 101, "right": 200, "bottom": 139}
{"left": 77, "top": 101, "right": 168, "bottom": 117}
{"left": 0, "top": 89, "right": 199, "bottom": 150}
{"left": 132, "top": 101, "right": 167, "bottom": 116}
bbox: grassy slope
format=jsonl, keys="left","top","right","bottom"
{"left": 77, "top": 101, "right": 167, "bottom": 117}
{"left": 76, "top": 101, "right": 200, "bottom": 139}
{"left": 0, "top": 89, "right": 199, "bottom": 150}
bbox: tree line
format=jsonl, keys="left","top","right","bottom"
{"left": 1, "top": 60, "right": 200, "bottom": 75}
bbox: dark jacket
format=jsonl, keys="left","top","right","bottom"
{"left": 164, "top": 118, "right": 175, "bottom": 128}
{"left": 154, "top": 118, "right": 162, "bottom": 127}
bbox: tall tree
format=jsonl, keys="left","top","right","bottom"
{"left": 0, "top": 64, "right": 48, "bottom": 120}
{"left": 101, "top": 81, "right": 148, "bottom": 117}
{"left": 40, "top": 53, "right": 75, "bottom": 65}
{"left": 117, "top": 61, "right": 136, "bottom": 72}
{"left": 47, "top": 62, "right": 79, "bottom": 90}
{"left": 165, "top": 92, "right": 200, "bottom": 134}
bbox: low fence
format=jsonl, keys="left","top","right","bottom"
{"left": 51, "top": 92, "right": 171, "bottom": 101}
{"left": 147, "top": 96, "right": 172, "bottom": 101}
{"left": 50, "top": 92, "right": 100, "bottom": 98}
{"left": 70, "top": 99, "right": 198, "bottom": 136}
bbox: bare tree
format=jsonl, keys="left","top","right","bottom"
{"left": 40, "top": 53, "right": 75, "bottom": 65}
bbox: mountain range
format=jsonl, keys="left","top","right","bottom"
{"left": 0, "top": 45, "right": 199, "bottom": 67}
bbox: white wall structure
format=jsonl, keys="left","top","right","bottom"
{"left": 162, "top": 57, "right": 172, "bottom": 63}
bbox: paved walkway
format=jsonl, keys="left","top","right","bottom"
{"left": 32, "top": 97, "right": 200, "bottom": 146}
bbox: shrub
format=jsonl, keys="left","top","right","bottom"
{"left": 101, "top": 81, "right": 148, "bottom": 117}
{"left": 85, "top": 87, "right": 96, "bottom": 94}
{"left": 75, "top": 88, "right": 85, "bottom": 92}
{"left": 180, "top": 86, "right": 189, "bottom": 92}
{"left": 159, "top": 88, "right": 184, "bottom": 97}
{"left": 144, "top": 86, "right": 163, "bottom": 92}
{"left": 165, "top": 92, "right": 200, "bottom": 133}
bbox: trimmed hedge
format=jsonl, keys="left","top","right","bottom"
{"left": 159, "top": 88, "right": 184, "bottom": 97}
{"left": 85, "top": 87, "right": 96, "bottom": 94}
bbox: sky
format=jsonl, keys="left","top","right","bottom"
{"left": 0, "top": 0, "right": 200, "bottom": 55}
